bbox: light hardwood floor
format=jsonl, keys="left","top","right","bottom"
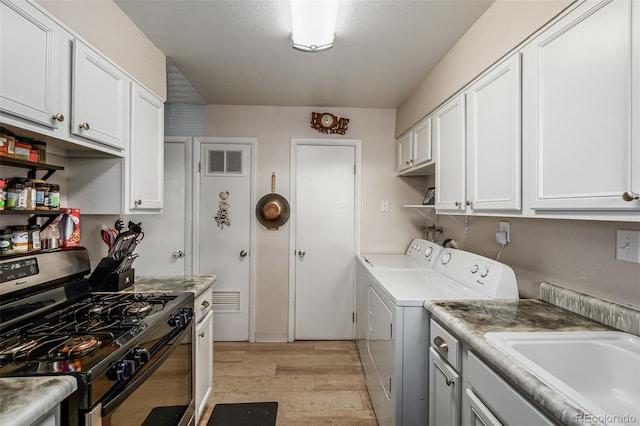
{"left": 197, "top": 340, "right": 378, "bottom": 426}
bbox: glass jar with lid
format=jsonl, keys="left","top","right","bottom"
{"left": 31, "top": 179, "right": 49, "bottom": 210}
{"left": 49, "top": 184, "right": 60, "bottom": 210}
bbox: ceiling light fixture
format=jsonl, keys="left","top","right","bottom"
{"left": 291, "top": 0, "right": 339, "bottom": 52}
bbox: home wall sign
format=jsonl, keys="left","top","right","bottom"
{"left": 310, "top": 112, "right": 349, "bottom": 135}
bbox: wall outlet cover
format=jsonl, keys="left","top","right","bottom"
{"left": 616, "top": 230, "right": 640, "bottom": 264}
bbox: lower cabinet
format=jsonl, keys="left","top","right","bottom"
{"left": 195, "top": 310, "right": 213, "bottom": 423}
{"left": 429, "top": 347, "right": 460, "bottom": 426}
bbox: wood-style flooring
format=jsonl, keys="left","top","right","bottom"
{"left": 197, "top": 340, "right": 378, "bottom": 426}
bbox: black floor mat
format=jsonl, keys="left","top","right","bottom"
{"left": 142, "top": 405, "right": 188, "bottom": 426}
{"left": 207, "top": 402, "right": 278, "bottom": 426}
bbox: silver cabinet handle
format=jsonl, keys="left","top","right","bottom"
{"left": 434, "top": 336, "right": 448, "bottom": 352}
{"left": 240, "top": 250, "right": 248, "bottom": 257}
{"left": 134, "top": 199, "right": 142, "bottom": 206}
{"left": 298, "top": 250, "right": 306, "bottom": 258}
{"left": 79, "top": 122, "right": 90, "bottom": 130}
{"left": 466, "top": 200, "right": 473, "bottom": 207}
{"left": 201, "top": 300, "right": 210, "bottom": 309}
{"left": 51, "top": 113, "right": 64, "bottom": 122}
{"left": 445, "top": 378, "right": 454, "bottom": 386}
{"left": 622, "top": 191, "right": 639, "bottom": 201}
{"left": 199, "top": 331, "right": 205, "bottom": 338}
{"left": 172, "top": 250, "right": 184, "bottom": 258}
{"left": 454, "top": 201, "right": 461, "bottom": 207}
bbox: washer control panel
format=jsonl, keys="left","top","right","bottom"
{"left": 434, "top": 249, "right": 518, "bottom": 299}
{"left": 406, "top": 239, "right": 444, "bottom": 267}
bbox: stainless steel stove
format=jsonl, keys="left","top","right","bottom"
{"left": 0, "top": 248, "right": 195, "bottom": 426}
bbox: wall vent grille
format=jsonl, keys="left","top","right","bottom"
{"left": 212, "top": 291, "right": 241, "bottom": 312}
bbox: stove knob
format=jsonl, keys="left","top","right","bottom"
{"left": 132, "top": 347, "right": 150, "bottom": 366}
{"left": 480, "top": 268, "right": 490, "bottom": 278}
{"left": 107, "top": 360, "right": 136, "bottom": 382}
{"left": 470, "top": 265, "right": 479, "bottom": 274}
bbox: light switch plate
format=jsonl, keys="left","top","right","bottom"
{"left": 616, "top": 230, "right": 640, "bottom": 263}
{"left": 380, "top": 200, "right": 389, "bottom": 212}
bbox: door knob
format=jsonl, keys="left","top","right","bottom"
{"left": 240, "top": 250, "right": 248, "bottom": 257}
{"left": 298, "top": 250, "right": 306, "bottom": 257}
{"left": 172, "top": 250, "right": 184, "bottom": 258}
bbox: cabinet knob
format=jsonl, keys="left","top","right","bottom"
{"left": 134, "top": 199, "right": 142, "bottom": 206}
{"left": 79, "top": 122, "right": 90, "bottom": 130}
{"left": 240, "top": 250, "right": 248, "bottom": 257}
{"left": 298, "top": 250, "right": 306, "bottom": 258}
{"left": 622, "top": 191, "right": 639, "bottom": 202}
{"left": 454, "top": 201, "right": 461, "bottom": 207}
{"left": 199, "top": 331, "right": 205, "bottom": 338}
{"left": 51, "top": 113, "right": 65, "bottom": 122}
{"left": 466, "top": 200, "right": 473, "bottom": 206}
{"left": 405, "top": 161, "right": 411, "bottom": 165}
{"left": 445, "top": 378, "right": 454, "bottom": 387}
{"left": 172, "top": 250, "right": 184, "bottom": 258}
{"left": 201, "top": 300, "right": 210, "bottom": 309}
{"left": 434, "top": 336, "right": 448, "bottom": 352}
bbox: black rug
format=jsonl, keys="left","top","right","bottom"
{"left": 207, "top": 402, "right": 278, "bottom": 426}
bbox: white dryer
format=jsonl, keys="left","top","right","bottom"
{"left": 356, "top": 247, "right": 518, "bottom": 426}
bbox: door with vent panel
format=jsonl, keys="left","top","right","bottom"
{"left": 195, "top": 139, "right": 254, "bottom": 341}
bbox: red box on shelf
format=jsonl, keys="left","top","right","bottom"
{"left": 57, "top": 208, "right": 80, "bottom": 247}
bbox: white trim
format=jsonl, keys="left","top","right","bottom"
{"left": 193, "top": 136, "right": 257, "bottom": 343}
{"left": 288, "top": 138, "right": 362, "bottom": 342}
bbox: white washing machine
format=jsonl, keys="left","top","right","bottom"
{"left": 358, "top": 238, "right": 444, "bottom": 271}
{"left": 356, "top": 247, "right": 519, "bottom": 426}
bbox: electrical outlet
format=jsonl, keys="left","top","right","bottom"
{"left": 380, "top": 200, "right": 389, "bottom": 212}
{"left": 499, "top": 221, "right": 510, "bottom": 243}
{"left": 616, "top": 230, "right": 640, "bottom": 264}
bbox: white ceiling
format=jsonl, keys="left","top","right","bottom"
{"left": 114, "top": 0, "right": 493, "bottom": 108}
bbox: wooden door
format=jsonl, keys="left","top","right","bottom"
{"left": 292, "top": 140, "right": 359, "bottom": 340}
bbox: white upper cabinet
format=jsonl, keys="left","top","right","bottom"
{"left": 396, "top": 116, "right": 434, "bottom": 175}
{"left": 523, "top": 0, "right": 640, "bottom": 211}
{"left": 0, "top": 0, "right": 69, "bottom": 130}
{"left": 466, "top": 53, "right": 522, "bottom": 212}
{"left": 72, "top": 40, "right": 129, "bottom": 151}
{"left": 129, "top": 83, "right": 164, "bottom": 211}
{"left": 434, "top": 94, "right": 466, "bottom": 212}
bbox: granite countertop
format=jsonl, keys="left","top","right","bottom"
{"left": 123, "top": 275, "right": 217, "bottom": 297}
{"left": 425, "top": 298, "right": 615, "bottom": 426}
{"left": 0, "top": 377, "right": 77, "bottom": 426}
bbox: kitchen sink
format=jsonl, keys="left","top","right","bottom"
{"left": 484, "top": 331, "right": 640, "bottom": 424}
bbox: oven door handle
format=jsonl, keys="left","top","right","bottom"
{"left": 101, "top": 320, "right": 193, "bottom": 416}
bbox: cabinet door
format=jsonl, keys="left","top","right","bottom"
{"left": 368, "top": 285, "right": 393, "bottom": 399}
{"left": 466, "top": 53, "right": 521, "bottom": 212}
{"left": 435, "top": 94, "right": 466, "bottom": 212}
{"left": 72, "top": 39, "right": 129, "bottom": 150}
{"left": 429, "top": 347, "right": 460, "bottom": 426}
{"left": 464, "top": 388, "right": 503, "bottom": 426}
{"left": 0, "top": 0, "right": 67, "bottom": 129}
{"left": 396, "top": 132, "right": 413, "bottom": 172}
{"left": 523, "top": 0, "right": 639, "bottom": 210}
{"left": 413, "top": 116, "right": 433, "bottom": 166}
{"left": 129, "top": 83, "right": 164, "bottom": 210}
{"left": 195, "top": 311, "right": 213, "bottom": 423}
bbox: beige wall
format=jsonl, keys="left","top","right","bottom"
{"left": 395, "top": 0, "right": 574, "bottom": 137}
{"left": 205, "top": 105, "right": 429, "bottom": 341}
{"left": 36, "top": 0, "right": 166, "bottom": 100}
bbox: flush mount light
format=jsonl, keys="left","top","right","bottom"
{"left": 291, "top": 0, "right": 339, "bottom": 52}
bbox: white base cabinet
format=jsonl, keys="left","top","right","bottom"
{"left": 195, "top": 310, "right": 213, "bottom": 423}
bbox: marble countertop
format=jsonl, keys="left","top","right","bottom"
{"left": 123, "top": 275, "right": 217, "bottom": 297}
{"left": 0, "top": 376, "right": 77, "bottom": 426}
{"left": 425, "top": 299, "right": 614, "bottom": 426}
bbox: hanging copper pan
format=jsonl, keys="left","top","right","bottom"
{"left": 256, "top": 172, "right": 290, "bottom": 230}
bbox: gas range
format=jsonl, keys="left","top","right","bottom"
{"left": 0, "top": 249, "right": 195, "bottom": 425}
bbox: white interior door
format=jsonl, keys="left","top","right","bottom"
{"left": 128, "top": 138, "right": 190, "bottom": 275}
{"left": 196, "top": 139, "right": 254, "bottom": 341}
{"left": 292, "top": 140, "right": 360, "bottom": 340}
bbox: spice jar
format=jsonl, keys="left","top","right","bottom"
{"left": 0, "top": 229, "right": 13, "bottom": 255}
{"left": 6, "top": 131, "right": 16, "bottom": 158}
{"left": 31, "top": 141, "right": 47, "bottom": 163}
{"left": 14, "top": 137, "right": 31, "bottom": 161}
{"left": 0, "top": 178, "right": 5, "bottom": 211}
{"left": 48, "top": 184, "right": 60, "bottom": 210}
{"left": 32, "top": 179, "right": 49, "bottom": 210}
{"left": 6, "top": 179, "right": 25, "bottom": 210}
{"left": 10, "top": 225, "right": 28, "bottom": 252}
{"left": 0, "top": 127, "right": 7, "bottom": 157}
{"left": 24, "top": 180, "right": 36, "bottom": 210}
{"left": 28, "top": 224, "right": 41, "bottom": 252}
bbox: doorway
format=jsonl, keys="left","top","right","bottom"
{"left": 289, "top": 139, "right": 361, "bottom": 341}
{"left": 194, "top": 137, "right": 256, "bottom": 342}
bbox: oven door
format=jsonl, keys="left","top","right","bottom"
{"left": 86, "top": 321, "right": 194, "bottom": 426}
